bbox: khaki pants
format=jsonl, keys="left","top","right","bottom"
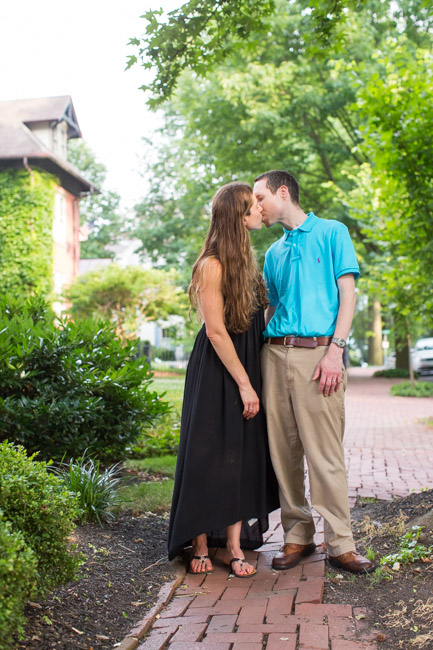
{"left": 261, "top": 342, "right": 355, "bottom": 556}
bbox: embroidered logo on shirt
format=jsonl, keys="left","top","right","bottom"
{"left": 317, "top": 257, "right": 321, "bottom": 263}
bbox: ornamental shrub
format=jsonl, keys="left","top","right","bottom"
{"left": 0, "top": 441, "right": 81, "bottom": 597}
{"left": 0, "top": 511, "right": 37, "bottom": 648}
{"left": 0, "top": 294, "right": 169, "bottom": 461}
{"left": 52, "top": 451, "right": 123, "bottom": 525}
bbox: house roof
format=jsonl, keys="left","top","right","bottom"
{"left": 0, "top": 96, "right": 98, "bottom": 196}
{"left": 0, "top": 96, "right": 82, "bottom": 137}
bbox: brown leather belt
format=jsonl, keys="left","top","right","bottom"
{"left": 268, "top": 335, "right": 332, "bottom": 348}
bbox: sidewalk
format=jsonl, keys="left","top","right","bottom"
{"left": 119, "top": 367, "right": 433, "bottom": 650}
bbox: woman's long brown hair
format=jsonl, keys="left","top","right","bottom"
{"left": 189, "top": 182, "right": 268, "bottom": 333}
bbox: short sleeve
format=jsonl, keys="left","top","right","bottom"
{"left": 263, "top": 252, "right": 279, "bottom": 305}
{"left": 332, "top": 224, "right": 360, "bottom": 280}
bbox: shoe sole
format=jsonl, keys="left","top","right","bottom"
{"left": 271, "top": 544, "right": 316, "bottom": 571}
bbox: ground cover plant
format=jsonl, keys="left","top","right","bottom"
{"left": 52, "top": 451, "right": 124, "bottom": 525}
{"left": 325, "top": 489, "right": 433, "bottom": 649}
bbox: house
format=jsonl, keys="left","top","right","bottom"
{"left": 0, "top": 95, "right": 97, "bottom": 295}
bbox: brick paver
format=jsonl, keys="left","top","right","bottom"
{"left": 126, "top": 368, "right": 433, "bottom": 649}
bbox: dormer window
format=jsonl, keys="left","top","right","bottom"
{"left": 52, "top": 121, "right": 68, "bottom": 159}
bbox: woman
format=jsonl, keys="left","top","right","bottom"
{"left": 167, "top": 182, "right": 279, "bottom": 577}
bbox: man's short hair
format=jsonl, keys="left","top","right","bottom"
{"left": 254, "top": 170, "right": 300, "bottom": 205}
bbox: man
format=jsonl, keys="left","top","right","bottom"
{"left": 253, "top": 170, "right": 374, "bottom": 574}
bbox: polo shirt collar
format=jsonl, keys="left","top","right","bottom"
{"left": 284, "top": 212, "right": 317, "bottom": 238}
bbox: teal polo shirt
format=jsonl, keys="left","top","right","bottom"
{"left": 263, "top": 213, "right": 360, "bottom": 338}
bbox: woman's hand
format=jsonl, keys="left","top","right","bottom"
{"left": 239, "top": 384, "right": 260, "bottom": 419}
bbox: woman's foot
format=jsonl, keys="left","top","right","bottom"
{"left": 189, "top": 535, "right": 213, "bottom": 574}
{"left": 223, "top": 550, "right": 256, "bottom": 578}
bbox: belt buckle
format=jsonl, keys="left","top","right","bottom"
{"left": 283, "top": 335, "right": 294, "bottom": 347}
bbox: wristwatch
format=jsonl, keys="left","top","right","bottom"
{"left": 332, "top": 337, "right": 346, "bottom": 349}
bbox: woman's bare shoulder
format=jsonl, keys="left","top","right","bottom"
{"left": 196, "top": 256, "right": 222, "bottom": 281}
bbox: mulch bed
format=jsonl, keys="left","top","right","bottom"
{"left": 325, "top": 489, "right": 433, "bottom": 650}
{"left": 15, "top": 513, "right": 179, "bottom": 650}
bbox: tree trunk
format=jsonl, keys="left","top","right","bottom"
{"left": 394, "top": 315, "right": 409, "bottom": 370}
{"left": 368, "top": 299, "right": 383, "bottom": 366}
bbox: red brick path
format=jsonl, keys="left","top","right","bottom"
{"left": 121, "top": 368, "right": 433, "bottom": 650}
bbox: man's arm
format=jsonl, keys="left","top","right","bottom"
{"left": 312, "top": 273, "right": 356, "bottom": 396}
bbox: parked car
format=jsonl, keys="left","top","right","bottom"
{"left": 412, "top": 338, "right": 433, "bottom": 375}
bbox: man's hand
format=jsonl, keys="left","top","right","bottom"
{"left": 312, "top": 345, "right": 344, "bottom": 396}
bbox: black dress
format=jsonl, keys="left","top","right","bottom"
{"left": 168, "top": 309, "right": 279, "bottom": 560}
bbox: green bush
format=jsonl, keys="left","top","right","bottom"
{"left": 133, "top": 416, "right": 181, "bottom": 457}
{"left": 391, "top": 381, "right": 433, "bottom": 397}
{"left": 0, "top": 441, "right": 82, "bottom": 597}
{"left": 374, "top": 368, "right": 417, "bottom": 378}
{"left": 0, "top": 294, "right": 169, "bottom": 461}
{"left": 0, "top": 511, "right": 37, "bottom": 648}
{"left": 52, "top": 451, "right": 123, "bottom": 525}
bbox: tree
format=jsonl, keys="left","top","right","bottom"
{"left": 65, "top": 264, "right": 188, "bottom": 337}
{"left": 127, "top": 0, "right": 275, "bottom": 107}
{"left": 68, "top": 140, "right": 129, "bottom": 259}
{"left": 334, "top": 38, "right": 433, "bottom": 358}
{"left": 131, "top": 0, "right": 433, "bottom": 356}
{"left": 128, "top": 0, "right": 433, "bottom": 106}
{"left": 133, "top": 1, "right": 388, "bottom": 279}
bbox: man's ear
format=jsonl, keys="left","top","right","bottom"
{"left": 278, "top": 185, "right": 289, "bottom": 199}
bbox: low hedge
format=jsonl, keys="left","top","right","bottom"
{"left": 0, "top": 441, "right": 82, "bottom": 598}
{"left": 390, "top": 381, "right": 433, "bottom": 397}
{"left": 0, "top": 511, "right": 37, "bottom": 649}
{"left": 374, "top": 368, "right": 417, "bottom": 378}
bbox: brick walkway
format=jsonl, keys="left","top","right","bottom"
{"left": 121, "top": 367, "right": 433, "bottom": 650}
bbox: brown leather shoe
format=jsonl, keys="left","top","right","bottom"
{"left": 328, "top": 551, "right": 376, "bottom": 574}
{"left": 271, "top": 542, "right": 316, "bottom": 570}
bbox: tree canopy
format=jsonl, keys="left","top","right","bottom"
{"left": 66, "top": 265, "right": 188, "bottom": 337}
{"left": 68, "top": 141, "right": 129, "bottom": 259}
{"left": 130, "top": 0, "right": 433, "bottom": 351}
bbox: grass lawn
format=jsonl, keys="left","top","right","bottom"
{"left": 151, "top": 377, "right": 185, "bottom": 412}
{"left": 123, "top": 455, "right": 177, "bottom": 479}
{"left": 119, "top": 376, "right": 185, "bottom": 514}
{"left": 117, "top": 479, "right": 174, "bottom": 515}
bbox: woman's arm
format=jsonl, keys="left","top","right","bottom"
{"left": 198, "top": 258, "right": 259, "bottom": 419}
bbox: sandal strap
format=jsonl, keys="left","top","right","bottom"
{"left": 230, "top": 557, "right": 247, "bottom": 568}
{"left": 191, "top": 555, "right": 209, "bottom": 561}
